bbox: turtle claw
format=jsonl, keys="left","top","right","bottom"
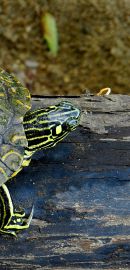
{"left": 26, "top": 205, "right": 34, "bottom": 227}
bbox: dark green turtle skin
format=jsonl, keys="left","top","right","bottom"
{"left": 0, "top": 68, "right": 81, "bottom": 236}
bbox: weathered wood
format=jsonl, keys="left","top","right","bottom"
{"left": 1, "top": 94, "right": 130, "bottom": 269}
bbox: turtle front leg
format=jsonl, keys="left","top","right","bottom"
{"left": 0, "top": 184, "right": 33, "bottom": 236}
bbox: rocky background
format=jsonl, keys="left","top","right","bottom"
{"left": 0, "top": 0, "right": 129, "bottom": 95}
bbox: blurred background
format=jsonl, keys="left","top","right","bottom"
{"left": 0, "top": 0, "right": 130, "bottom": 96}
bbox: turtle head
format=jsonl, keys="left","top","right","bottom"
{"left": 24, "top": 101, "right": 80, "bottom": 154}
{"left": 51, "top": 101, "right": 80, "bottom": 132}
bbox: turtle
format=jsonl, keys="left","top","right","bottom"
{"left": 0, "top": 68, "right": 80, "bottom": 236}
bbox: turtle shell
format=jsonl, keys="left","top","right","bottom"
{"left": 0, "top": 68, "right": 31, "bottom": 186}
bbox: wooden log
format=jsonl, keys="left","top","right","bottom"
{"left": 1, "top": 93, "right": 130, "bottom": 269}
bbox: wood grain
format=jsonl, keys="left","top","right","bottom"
{"left": 1, "top": 94, "right": 130, "bottom": 269}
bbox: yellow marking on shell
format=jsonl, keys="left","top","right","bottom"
{"left": 0, "top": 93, "right": 5, "bottom": 97}
{"left": 24, "top": 149, "right": 34, "bottom": 158}
{"left": 22, "top": 159, "right": 31, "bottom": 167}
{"left": 19, "top": 116, "right": 23, "bottom": 121}
{"left": 16, "top": 100, "right": 31, "bottom": 110}
{"left": 15, "top": 116, "right": 23, "bottom": 123}
{"left": 56, "top": 125, "right": 62, "bottom": 135}
{"left": 11, "top": 87, "right": 16, "bottom": 93}
{"left": 4, "top": 78, "right": 13, "bottom": 84}
{"left": 26, "top": 93, "right": 31, "bottom": 99}
{"left": 2, "top": 150, "right": 22, "bottom": 162}
{"left": 11, "top": 167, "right": 22, "bottom": 178}
{"left": 11, "top": 135, "right": 25, "bottom": 143}
{"left": 0, "top": 168, "right": 8, "bottom": 180}
{"left": 0, "top": 69, "right": 4, "bottom": 74}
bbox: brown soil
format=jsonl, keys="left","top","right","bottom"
{"left": 0, "top": 0, "right": 130, "bottom": 95}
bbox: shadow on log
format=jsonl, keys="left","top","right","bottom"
{"left": 1, "top": 94, "right": 130, "bottom": 270}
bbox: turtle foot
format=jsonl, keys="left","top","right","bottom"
{"left": 2, "top": 205, "right": 34, "bottom": 236}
